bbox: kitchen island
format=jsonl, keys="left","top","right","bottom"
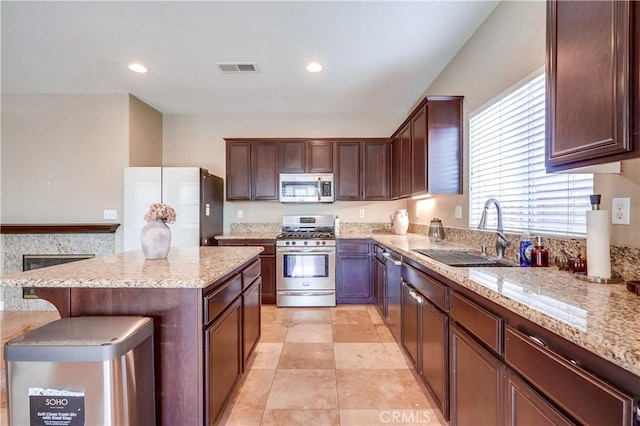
{"left": 1, "top": 246, "right": 263, "bottom": 426}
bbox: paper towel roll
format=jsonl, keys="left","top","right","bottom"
{"left": 586, "top": 209, "right": 611, "bottom": 279}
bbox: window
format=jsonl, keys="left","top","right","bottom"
{"left": 468, "top": 72, "right": 593, "bottom": 237}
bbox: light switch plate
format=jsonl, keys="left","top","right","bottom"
{"left": 454, "top": 206, "right": 463, "bottom": 219}
{"left": 237, "top": 209, "right": 243, "bottom": 219}
{"left": 612, "top": 197, "right": 630, "bottom": 225}
{"left": 359, "top": 209, "right": 365, "bottom": 218}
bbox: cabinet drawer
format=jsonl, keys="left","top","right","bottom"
{"left": 402, "top": 264, "right": 447, "bottom": 311}
{"left": 337, "top": 241, "right": 370, "bottom": 254}
{"left": 205, "top": 274, "right": 243, "bottom": 324}
{"left": 505, "top": 326, "right": 635, "bottom": 426}
{"left": 242, "top": 259, "right": 261, "bottom": 289}
{"left": 450, "top": 292, "right": 502, "bottom": 353}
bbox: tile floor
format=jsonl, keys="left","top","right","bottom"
{"left": 0, "top": 305, "right": 447, "bottom": 426}
{"left": 218, "top": 304, "right": 447, "bottom": 425}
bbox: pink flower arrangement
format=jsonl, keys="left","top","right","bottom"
{"left": 144, "top": 203, "right": 176, "bottom": 224}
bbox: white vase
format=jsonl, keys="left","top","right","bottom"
{"left": 141, "top": 220, "right": 171, "bottom": 260}
{"left": 390, "top": 209, "right": 409, "bottom": 235}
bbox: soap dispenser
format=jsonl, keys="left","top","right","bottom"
{"left": 531, "top": 236, "right": 549, "bottom": 267}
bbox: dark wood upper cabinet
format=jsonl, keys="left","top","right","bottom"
{"left": 279, "top": 141, "right": 306, "bottom": 173}
{"left": 307, "top": 141, "right": 333, "bottom": 173}
{"left": 411, "top": 106, "right": 428, "bottom": 194}
{"left": 279, "top": 140, "right": 333, "bottom": 173}
{"left": 390, "top": 96, "right": 463, "bottom": 199}
{"left": 427, "top": 96, "right": 463, "bottom": 194}
{"left": 226, "top": 142, "right": 252, "bottom": 200}
{"left": 363, "top": 141, "right": 389, "bottom": 200}
{"left": 225, "top": 140, "right": 279, "bottom": 201}
{"left": 399, "top": 125, "right": 413, "bottom": 198}
{"left": 334, "top": 141, "right": 362, "bottom": 200}
{"left": 390, "top": 135, "right": 401, "bottom": 199}
{"left": 546, "top": 0, "right": 638, "bottom": 172}
{"left": 335, "top": 140, "right": 389, "bottom": 201}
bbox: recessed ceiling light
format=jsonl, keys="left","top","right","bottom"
{"left": 128, "top": 63, "right": 148, "bottom": 73}
{"left": 306, "top": 62, "right": 323, "bottom": 73}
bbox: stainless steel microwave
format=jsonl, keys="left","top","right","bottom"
{"left": 279, "top": 173, "right": 334, "bottom": 203}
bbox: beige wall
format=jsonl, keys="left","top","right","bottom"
{"left": 1, "top": 94, "right": 130, "bottom": 251}
{"left": 129, "top": 95, "right": 163, "bottom": 166}
{"left": 162, "top": 113, "right": 408, "bottom": 231}
{"left": 406, "top": 0, "right": 640, "bottom": 248}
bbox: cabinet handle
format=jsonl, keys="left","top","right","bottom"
{"left": 527, "top": 335, "right": 548, "bottom": 348}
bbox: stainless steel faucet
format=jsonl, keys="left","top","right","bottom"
{"left": 477, "top": 198, "right": 510, "bottom": 259}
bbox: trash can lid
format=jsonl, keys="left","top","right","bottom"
{"left": 4, "top": 316, "right": 154, "bottom": 362}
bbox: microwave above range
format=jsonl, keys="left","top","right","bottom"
{"left": 279, "top": 173, "right": 334, "bottom": 203}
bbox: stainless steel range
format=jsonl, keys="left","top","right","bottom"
{"left": 276, "top": 214, "right": 336, "bottom": 307}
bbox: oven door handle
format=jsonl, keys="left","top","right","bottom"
{"left": 278, "top": 291, "right": 335, "bottom": 296}
{"left": 277, "top": 248, "right": 335, "bottom": 254}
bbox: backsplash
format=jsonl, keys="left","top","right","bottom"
{"left": 409, "top": 224, "right": 640, "bottom": 282}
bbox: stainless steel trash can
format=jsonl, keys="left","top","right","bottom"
{"left": 4, "top": 316, "right": 155, "bottom": 426}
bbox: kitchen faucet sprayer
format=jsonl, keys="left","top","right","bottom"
{"left": 477, "top": 198, "right": 510, "bottom": 259}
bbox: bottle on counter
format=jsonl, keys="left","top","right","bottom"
{"left": 532, "top": 236, "right": 549, "bottom": 267}
{"left": 519, "top": 232, "right": 533, "bottom": 267}
{"left": 334, "top": 215, "right": 340, "bottom": 235}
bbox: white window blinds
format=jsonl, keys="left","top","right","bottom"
{"left": 468, "top": 73, "right": 593, "bottom": 237}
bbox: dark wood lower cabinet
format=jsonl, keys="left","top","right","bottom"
{"left": 450, "top": 324, "right": 504, "bottom": 426}
{"left": 400, "top": 282, "right": 420, "bottom": 368}
{"left": 420, "top": 299, "right": 449, "bottom": 420}
{"left": 242, "top": 278, "right": 261, "bottom": 366}
{"left": 206, "top": 297, "right": 242, "bottom": 425}
{"left": 505, "top": 371, "right": 574, "bottom": 426}
{"left": 217, "top": 240, "right": 276, "bottom": 304}
{"left": 336, "top": 240, "right": 372, "bottom": 304}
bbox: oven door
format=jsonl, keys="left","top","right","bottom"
{"left": 276, "top": 246, "right": 336, "bottom": 306}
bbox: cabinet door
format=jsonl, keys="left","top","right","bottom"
{"left": 279, "top": 141, "right": 305, "bottom": 173}
{"left": 399, "top": 125, "right": 412, "bottom": 198}
{"left": 307, "top": 141, "right": 333, "bottom": 173}
{"left": 260, "top": 254, "right": 277, "bottom": 305}
{"left": 206, "top": 298, "right": 242, "bottom": 424}
{"left": 420, "top": 300, "right": 449, "bottom": 420}
{"left": 226, "top": 142, "right": 252, "bottom": 200}
{"left": 243, "top": 278, "right": 262, "bottom": 366}
{"left": 427, "top": 97, "right": 463, "bottom": 194}
{"left": 336, "top": 246, "right": 372, "bottom": 303}
{"left": 411, "top": 106, "right": 427, "bottom": 195}
{"left": 400, "top": 282, "right": 420, "bottom": 368}
{"left": 505, "top": 370, "right": 574, "bottom": 426}
{"left": 363, "top": 141, "right": 389, "bottom": 200}
{"left": 335, "top": 141, "right": 362, "bottom": 200}
{"left": 546, "top": 0, "right": 635, "bottom": 171}
{"left": 450, "top": 324, "right": 504, "bottom": 426}
{"left": 390, "top": 136, "right": 401, "bottom": 199}
{"left": 252, "top": 142, "right": 279, "bottom": 200}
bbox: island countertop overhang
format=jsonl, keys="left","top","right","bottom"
{"left": 0, "top": 246, "right": 263, "bottom": 289}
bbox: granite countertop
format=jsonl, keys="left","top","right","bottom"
{"left": 0, "top": 246, "right": 263, "bottom": 289}
{"left": 185, "top": 231, "right": 639, "bottom": 376}
{"left": 216, "top": 232, "right": 280, "bottom": 240}
{"left": 371, "top": 233, "right": 640, "bottom": 378}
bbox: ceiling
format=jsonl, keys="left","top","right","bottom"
{"left": 1, "top": 1, "right": 499, "bottom": 115}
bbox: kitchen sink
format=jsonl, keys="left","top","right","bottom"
{"left": 412, "top": 249, "right": 519, "bottom": 267}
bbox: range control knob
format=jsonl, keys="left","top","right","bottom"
{"left": 303, "top": 241, "right": 308, "bottom": 246}
{"left": 322, "top": 241, "right": 326, "bottom": 245}
{"left": 316, "top": 241, "right": 320, "bottom": 246}
{"left": 285, "top": 241, "right": 290, "bottom": 245}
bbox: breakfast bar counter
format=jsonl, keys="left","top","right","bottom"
{"left": 1, "top": 246, "right": 264, "bottom": 426}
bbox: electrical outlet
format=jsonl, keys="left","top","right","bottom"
{"left": 103, "top": 210, "right": 117, "bottom": 220}
{"left": 612, "top": 197, "right": 630, "bottom": 225}
{"left": 237, "top": 209, "right": 243, "bottom": 219}
{"left": 359, "top": 209, "right": 365, "bottom": 218}
{"left": 455, "top": 205, "right": 463, "bottom": 219}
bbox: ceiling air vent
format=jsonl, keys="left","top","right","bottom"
{"left": 216, "top": 62, "right": 259, "bottom": 74}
